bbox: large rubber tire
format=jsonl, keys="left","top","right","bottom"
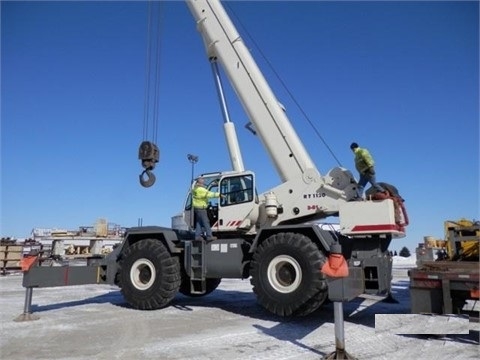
{"left": 294, "top": 288, "right": 329, "bottom": 316}
{"left": 119, "top": 239, "right": 181, "bottom": 310}
{"left": 179, "top": 277, "right": 222, "bottom": 297}
{"left": 250, "top": 232, "right": 327, "bottom": 317}
{"left": 451, "top": 291, "right": 468, "bottom": 315}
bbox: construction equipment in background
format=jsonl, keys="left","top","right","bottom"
{"left": 444, "top": 219, "right": 479, "bottom": 261}
{"left": 409, "top": 218, "right": 479, "bottom": 316}
{"left": 30, "top": 219, "right": 126, "bottom": 258}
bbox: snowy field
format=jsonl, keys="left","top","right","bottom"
{"left": 0, "top": 257, "right": 478, "bottom": 360}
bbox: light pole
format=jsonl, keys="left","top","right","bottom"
{"left": 187, "top": 154, "right": 199, "bottom": 184}
{"left": 187, "top": 154, "right": 199, "bottom": 229}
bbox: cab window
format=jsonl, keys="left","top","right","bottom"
{"left": 220, "top": 175, "right": 254, "bottom": 206}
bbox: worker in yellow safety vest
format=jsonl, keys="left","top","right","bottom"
{"left": 350, "top": 142, "right": 385, "bottom": 199}
{"left": 192, "top": 177, "right": 222, "bottom": 241}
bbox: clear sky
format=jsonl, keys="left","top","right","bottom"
{"left": 1, "top": 0, "right": 479, "bottom": 253}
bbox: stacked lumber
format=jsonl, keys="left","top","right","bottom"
{"left": 0, "top": 243, "right": 23, "bottom": 273}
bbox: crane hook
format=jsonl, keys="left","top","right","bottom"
{"left": 139, "top": 169, "right": 156, "bottom": 188}
{"left": 138, "top": 141, "right": 160, "bottom": 188}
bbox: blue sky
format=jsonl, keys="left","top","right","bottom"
{"left": 1, "top": 1, "right": 479, "bottom": 253}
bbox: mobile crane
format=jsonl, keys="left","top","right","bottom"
{"left": 18, "top": 0, "right": 408, "bottom": 320}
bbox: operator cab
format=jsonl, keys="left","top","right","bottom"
{"left": 172, "top": 171, "right": 259, "bottom": 236}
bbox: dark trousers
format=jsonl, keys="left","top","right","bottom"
{"left": 194, "top": 208, "right": 212, "bottom": 238}
{"left": 357, "top": 168, "right": 385, "bottom": 198}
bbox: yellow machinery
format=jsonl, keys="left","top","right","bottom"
{"left": 409, "top": 218, "right": 479, "bottom": 315}
{"left": 444, "top": 218, "right": 479, "bottom": 261}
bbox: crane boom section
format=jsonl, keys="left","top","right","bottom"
{"left": 186, "top": 0, "right": 317, "bottom": 183}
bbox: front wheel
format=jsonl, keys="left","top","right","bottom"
{"left": 250, "top": 232, "right": 327, "bottom": 317}
{"left": 119, "top": 238, "right": 181, "bottom": 310}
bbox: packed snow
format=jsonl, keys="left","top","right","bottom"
{"left": 1, "top": 259, "right": 478, "bottom": 360}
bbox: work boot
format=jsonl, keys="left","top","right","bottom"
{"left": 206, "top": 236, "right": 217, "bottom": 241}
{"left": 195, "top": 237, "right": 203, "bottom": 241}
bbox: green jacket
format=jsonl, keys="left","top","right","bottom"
{"left": 192, "top": 185, "right": 220, "bottom": 209}
{"left": 353, "top": 147, "right": 375, "bottom": 174}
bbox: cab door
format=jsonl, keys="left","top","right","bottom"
{"left": 215, "top": 173, "right": 257, "bottom": 233}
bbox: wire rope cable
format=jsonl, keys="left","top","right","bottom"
{"left": 225, "top": 3, "right": 343, "bottom": 168}
{"left": 138, "top": 0, "right": 163, "bottom": 187}
{"left": 142, "top": 0, "right": 163, "bottom": 144}
{"left": 142, "top": 1, "right": 153, "bottom": 141}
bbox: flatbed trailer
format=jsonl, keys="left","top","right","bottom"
{"left": 408, "top": 260, "right": 479, "bottom": 315}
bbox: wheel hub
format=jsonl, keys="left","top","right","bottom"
{"left": 130, "top": 258, "right": 156, "bottom": 291}
{"left": 277, "top": 263, "right": 296, "bottom": 286}
{"left": 267, "top": 255, "right": 302, "bottom": 293}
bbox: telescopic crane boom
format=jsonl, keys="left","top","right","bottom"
{"left": 180, "top": 0, "right": 407, "bottom": 237}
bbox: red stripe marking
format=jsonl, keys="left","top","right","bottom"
{"left": 351, "top": 224, "right": 398, "bottom": 231}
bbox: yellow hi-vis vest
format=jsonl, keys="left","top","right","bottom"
{"left": 354, "top": 147, "right": 375, "bottom": 174}
{"left": 192, "top": 185, "right": 220, "bottom": 209}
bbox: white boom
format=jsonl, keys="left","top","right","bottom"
{"left": 184, "top": 0, "right": 406, "bottom": 237}
{"left": 187, "top": 0, "right": 316, "bottom": 182}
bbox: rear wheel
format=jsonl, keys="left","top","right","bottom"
{"left": 119, "top": 238, "right": 181, "bottom": 310}
{"left": 250, "top": 232, "right": 327, "bottom": 316}
{"left": 451, "top": 290, "right": 469, "bottom": 315}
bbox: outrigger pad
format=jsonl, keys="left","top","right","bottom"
{"left": 14, "top": 313, "right": 40, "bottom": 322}
{"left": 324, "top": 349, "right": 358, "bottom": 360}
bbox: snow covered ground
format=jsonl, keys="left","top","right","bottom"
{"left": 1, "top": 257, "right": 478, "bottom": 360}
{"left": 392, "top": 254, "right": 416, "bottom": 266}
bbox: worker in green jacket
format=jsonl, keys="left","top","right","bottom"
{"left": 350, "top": 142, "right": 385, "bottom": 199}
{"left": 192, "top": 177, "right": 222, "bottom": 241}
